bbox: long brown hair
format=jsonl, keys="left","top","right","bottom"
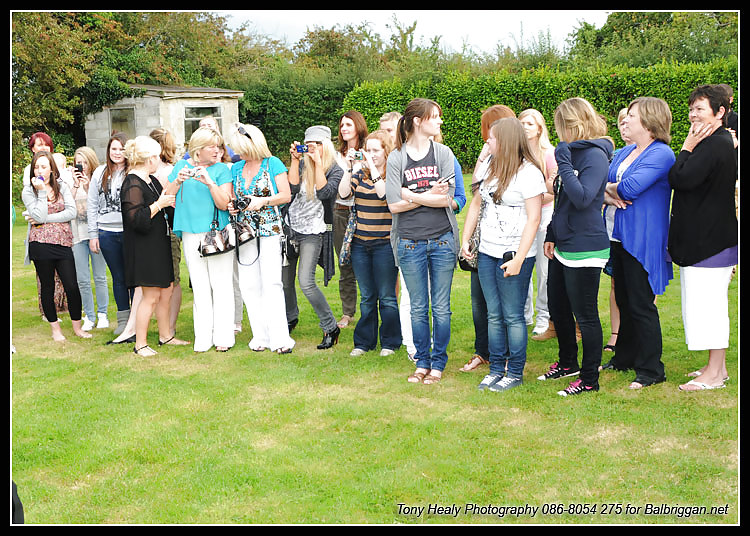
{"left": 395, "top": 98, "right": 442, "bottom": 150}
{"left": 338, "top": 110, "right": 368, "bottom": 154}
{"left": 30, "top": 150, "right": 62, "bottom": 202}
{"left": 101, "top": 132, "right": 129, "bottom": 193}
{"left": 488, "top": 118, "right": 544, "bottom": 204}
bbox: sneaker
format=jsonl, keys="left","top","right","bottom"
{"left": 349, "top": 348, "right": 367, "bottom": 357}
{"left": 488, "top": 376, "right": 523, "bottom": 392}
{"left": 557, "top": 378, "right": 599, "bottom": 397}
{"left": 537, "top": 361, "right": 580, "bottom": 381}
{"left": 96, "top": 313, "right": 109, "bottom": 329}
{"left": 477, "top": 373, "right": 504, "bottom": 391}
{"left": 379, "top": 348, "right": 395, "bottom": 357}
{"left": 81, "top": 317, "right": 95, "bottom": 331}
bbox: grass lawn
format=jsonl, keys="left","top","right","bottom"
{"left": 11, "top": 202, "right": 738, "bottom": 524}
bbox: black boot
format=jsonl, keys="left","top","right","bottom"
{"left": 317, "top": 326, "right": 340, "bottom": 349}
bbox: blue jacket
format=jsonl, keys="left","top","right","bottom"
{"left": 545, "top": 138, "right": 613, "bottom": 253}
{"left": 608, "top": 141, "right": 675, "bottom": 295}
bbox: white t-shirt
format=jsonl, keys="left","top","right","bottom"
{"left": 478, "top": 161, "right": 546, "bottom": 259}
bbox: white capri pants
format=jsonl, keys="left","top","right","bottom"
{"left": 182, "top": 231, "right": 236, "bottom": 352}
{"left": 680, "top": 265, "right": 734, "bottom": 351}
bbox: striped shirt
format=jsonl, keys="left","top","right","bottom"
{"left": 349, "top": 169, "right": 392, "bottom": 241}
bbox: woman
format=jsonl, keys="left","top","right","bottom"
{"left": 88, "top": 132, "right": 131, "bottom": 336}
{"left": 22, "top": 151, "right": 91, "bottom": 342}
{"left": 539, "top": 97, "right": 614, "bottom": 397}
{"left": 168, "top": 127, "right": 235, "bottom": 352}
{"left": 460, "top": 118, "right": 545, "bottom": 392}
{"left": 121, "top": 136, "right": 185, "bottom": 356}
{"left": 668, "top": 85, "right": 737, "bottom": 392}
{"left": 601, "top": 97, "right": 675, "bottom": 389}
{"left": 334, "top": 110, "right": 368, "bottom": 329}
{"left": 228, "top": 123, "right": 295, "bottom": 354}
{"left": 339, "top": 130, "right": 402, "bottom": 357}
{"left": 67, "top": 147, "right": 109, "bottom": 330}
{"left": 283, "top": 125, "right": 344, "bottom": 349}
{"left": 386, "top": 98, "right": 459, "bottom": 385}
{"left": 519, "top": 109, "right": 557, "bottom": 338}
{"left": 459, "top": 104, "right": 516, "bottom": 373}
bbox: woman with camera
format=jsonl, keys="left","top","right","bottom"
{"left": 168, "top": 127, "right": 235, "bottom": 353}
{"left": 228, "top": 123, "right": 295, "bottom": 354}
{"left": 338, "top": 129, "right": 402, "bottom": 358}
{"left": 460, "top": 118, "right": 546, "bottom": 393}
{"left": 121, "top": 136, "right": 185, "bottom": 357}
{"left": 22, "top": 150, "right": 91, "bottom": 342}
{"left": 283, "top": 125, "right": 344, "bottom": 350}
{"left": 66, "top": 147, "right": 109, "bottom": 331}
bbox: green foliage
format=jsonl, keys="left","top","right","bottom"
{"left": 341, "top": 59, "right": 737, "bottom": 168}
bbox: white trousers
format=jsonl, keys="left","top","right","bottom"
{"left": 237, "top": 235, "right": 295, "bottom": 351}
{"left": 182, "top": 232, "right": 236, "bottom": 352}
{"left": 680, "top": 265, "right": 734, "bottom": 351}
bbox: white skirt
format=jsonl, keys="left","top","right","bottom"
{"left": 680, "top": 265, "right": 734, "bottom": 351}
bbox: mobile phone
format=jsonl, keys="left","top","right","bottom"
{"left": 502, "top": 251, "right": 516, "bottom": 263}
{"left": 74, "top": 164, "right": 83, "bottom": 173}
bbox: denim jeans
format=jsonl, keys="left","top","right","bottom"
{"left": 547, "top": 256, "right": 602, "bottom": 386}
{"left": 72, "top": 239, "right": 109, "bottom": 321}
{"left": 282, "top": 233, "right": 337, "bottom": 333}
{"left": 397, "top": 231, "right": 456, "bottom": 372}
{"left": 470, "top": 270, "right": 489, "bottom": 360}
{"left": 351, "top": 238, "right": 401, "bottom": 351}
{"left": 98, "top": 230, "right": 132, "bottom": 311}
{"left": 477, "top": 253, "right": 535, "bottom": 378}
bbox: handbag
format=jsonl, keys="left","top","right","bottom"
{"left": 458, "top": 198, "right": 485, "bottom": 272}
{"left": 339, "top": 206, "right": 357, "bottom": 266}
{"left": 198, "top": 207, "right": 235, "bottom": 257}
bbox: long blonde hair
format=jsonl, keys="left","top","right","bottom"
{"left": 488, "top": 118, "right": 544, "bottom": 204}
{"left": 301, "top": 138, "right": 336, "bottom": 200}
{"left": 518, "top": 108, "right": 554, "bottom": 177}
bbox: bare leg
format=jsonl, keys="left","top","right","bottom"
{"left": 680, "top": 349, "right": 728, "bottom": 390}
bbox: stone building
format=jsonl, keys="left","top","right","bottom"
{"left": 84, "top": 84, "right": 244, "bottom": 161}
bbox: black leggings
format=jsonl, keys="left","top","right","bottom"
{"left": 32, "top": 256, "right": 82, "bottom": 323}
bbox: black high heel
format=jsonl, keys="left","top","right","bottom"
{"left": 317, "top": 326, "right": 340, "bottom": 350}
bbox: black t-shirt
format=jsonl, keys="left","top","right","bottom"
{"left": 397, "top": 143, "right": 451, "bottom": 240}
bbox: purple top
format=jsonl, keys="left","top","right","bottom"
{"left": 668, "top": 245, "right": 738, "bottom": 268}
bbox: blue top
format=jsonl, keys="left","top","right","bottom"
{"left": 452, "top": 156, "right": 466, "bottom": 214}
{"left": 168, "top": 160, "right": 232, "bottom": 237}
{"left": 608, "top": 141, "right": 675, "bottom": 295}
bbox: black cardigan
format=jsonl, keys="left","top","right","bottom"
{"left": 667, "top": 127, "right": 738, "bottom": 267}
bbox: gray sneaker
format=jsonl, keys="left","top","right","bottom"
{"left": 477, "top": 373, "right": 504, "bottom": 391}
{"left": 487, "top": 376, "right": 523, "bottom": 392}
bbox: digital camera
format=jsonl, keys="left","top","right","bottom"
{"left": 296, "top": 144, "right": 309, "bottom": 153}
{"left": 353, "top": 151, "right": 364, "bottom": 160}
{"left": 233, "top": 195, "right": 252, "bottom": 212}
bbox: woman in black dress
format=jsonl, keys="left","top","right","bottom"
{"left": 121, "top": 136, "right": 187, "bottom": 356}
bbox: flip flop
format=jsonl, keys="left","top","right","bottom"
{"left": 679, "top": 379, "right": 726, "bottom": 391}
{"left": 687, "top": 370, "right": 729, "bottom": 381}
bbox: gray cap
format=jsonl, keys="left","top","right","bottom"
{"left": 304, "top": 125, "right": 332, "bottom": 143}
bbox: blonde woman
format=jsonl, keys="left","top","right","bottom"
{"left": 460, "top": 118, "right": 545, "bottom": 393}
{"left": 68, "top": 146, "right": 109, "bottom": 330}
{"left": 168, "top": 127, "right": 235, "bottom": 352}
{"left": 539, "top": 98, "right": 614, "bottom": 396}
{"left": 283, "top": 125, "right": 344, "bottom": 349}
{"left": 228, "top": 123, "right": 295, "bottom": 354}
{"left": 121, "top": 136, "right": 184, "bottom": 356}
{"left": 519, "top": 109, "right": 557, "bottom": 338}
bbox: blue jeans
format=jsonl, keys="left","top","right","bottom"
{"left": 470, "top": 271, "right": 489, "bottom": 360}
{"left": 477, "top": 253, "right": 535, "bottom": 379}
{"left": 351, "top": 238, "right": 401, "bottom": 351}
{"left": 72, "top": 239, "right": 109, "bottom": 320}
{"left": 98, "top": 230, "right": 132, "bottom": 311}
{"left": 397, "top": 231, "right": 456, "bottom": 372}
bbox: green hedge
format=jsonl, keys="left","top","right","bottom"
{"left": 340, "top": 59, "right": 738, "bottom": 169}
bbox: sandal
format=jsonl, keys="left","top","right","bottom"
{"left": 158, "top": 335, "right": 190, "bottom": 346}
{"left": 460, "top": 354, "right": 489, "bottom": 372}
{"left": 679, "top": 379, "right": 727, "bottom": 391}
{"left": 337, "top": 315, "right": 353, "bottom": 328}
{"left": 407, "top": 370, "right": 428, "bottom": 383}
{"left": 423, "top": 373, "right": 442, "bottom": 385}
{"left": 276, "top": 347, "right": 293, "bottom": 355}
{"left": 628, "top": 375, "right": 666, "bottom": 390}
{"left": 134, "top": 345, "right": 157, "bottom": 357}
